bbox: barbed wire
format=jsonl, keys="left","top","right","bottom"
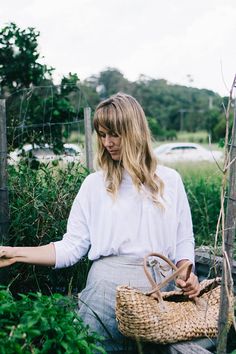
{"left": 5, "top": 82, "right": 94, "bottom": 107}
{"left": 7, "top": 120, "right": 85, "bottom": 129}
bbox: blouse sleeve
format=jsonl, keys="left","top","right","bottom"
{"left": 53, "top": 181, "right": 91, "bottom": 269}
{"left": 175, "top": 174, "right": 195, "bottom": 266}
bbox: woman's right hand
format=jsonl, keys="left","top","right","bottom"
{"left": 0, "top": 246, "right": 17, "bottom": 267}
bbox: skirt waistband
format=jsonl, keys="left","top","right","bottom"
{"left": 95, "top": 255, "right": 144, "bottom": 266}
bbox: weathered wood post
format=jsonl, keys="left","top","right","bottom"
{"left": 0, "top": 99, "right": 9, "bottom": 244}
{"left": 84, "top": 107, "right": 93, "bottom": 171}
{"left": 217, "top": 75, "right": 236, "bottom": 354}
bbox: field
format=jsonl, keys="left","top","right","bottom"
{"left": 160, "top": 160, "right": 223, "bottom": 248}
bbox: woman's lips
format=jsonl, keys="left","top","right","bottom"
{"left": 107, "top": 150, "right": 119, "bottom": 154}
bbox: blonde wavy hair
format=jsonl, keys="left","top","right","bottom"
{"left": 94, "top": 92, "right": 164, "bottom": 206}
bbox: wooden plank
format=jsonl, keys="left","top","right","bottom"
{"left": 195, "top": 247, "right": 236, "bottom": 294}
{"left": 167, "top": 341, "right": 213, "bottom": 354}
{"left": 129, "top": 338, "right": 215, "bottom": 354}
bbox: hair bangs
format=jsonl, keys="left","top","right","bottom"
{"left": 94, "top": 101, "right": 122, "bottom": 136}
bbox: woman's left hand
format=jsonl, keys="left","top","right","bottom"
{"left": 175, "top": 272, "right": 200, "bottom": 298}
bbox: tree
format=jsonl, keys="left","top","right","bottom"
{"left": 83, "top": 67, "right": 224, "bottom": 138}
{"left": 0, "top": 23, "right": 83, "bottom": 151}
{"left": 0, "top": 23, "right": 53, "bottom": 94}
{"left": 97, "top": 67, "right": 133, "bottom": 98}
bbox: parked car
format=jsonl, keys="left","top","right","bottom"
{"left": 8, "top": 143, "right": 83, "bottom": 165}
{"left": 154, "top": 142, "right": 223, "bottom": 163}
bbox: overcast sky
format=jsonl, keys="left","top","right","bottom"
{"left": 1, "top": 0, "right": 236, "bottom": 96}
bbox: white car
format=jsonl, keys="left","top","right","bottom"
{"left": 8, "top": 143, "right": 83, "bottom": 165}
{"left": 154, "top": 142, "right": 223, "bottom": 163}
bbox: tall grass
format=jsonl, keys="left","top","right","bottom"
{"left": 177, "top": 130, "right": 208, "bottom": 144}
{"left": 169, "top": 161, "right": 222, "bottom": 247}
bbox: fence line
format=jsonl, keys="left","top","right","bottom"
{"left": 0, "top": 99, "right": 9, "bottom": 244}
{"left": 0, "top": 83, "right": 96, "bottom": 242}
{"left": 7, "top": 119, "right": 85, "bottom": 130}
{"left": 5, "top": 84, "right": 94, "bottom": 163}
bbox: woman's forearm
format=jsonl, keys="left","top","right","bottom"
{"left": 0, "top": 243, "right": 56, "bottom": 267}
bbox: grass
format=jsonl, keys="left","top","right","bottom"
{"left": 163, "top": 160, "right": 223, "bottom": 248}
{"left": 177, "top": 130, "right": 208, "bottom": 143}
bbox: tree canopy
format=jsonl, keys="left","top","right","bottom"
{"left": 0, "top": 23, "right": 53, "bottom": 92}
{"left": 83, "top": 68, "right": 226, "bottom": 141}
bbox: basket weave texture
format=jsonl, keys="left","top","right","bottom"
{"left": 115, "top": 253, "right": 228, "bottom": 344}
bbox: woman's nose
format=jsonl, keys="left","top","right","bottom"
{"left": 104, "top": 135, "right": 113, "bottom": 147}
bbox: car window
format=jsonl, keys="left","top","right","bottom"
{"left": 172, "top": 146, "right": 197, "bottom": 151}
{"left": 64, "top": 148, "right": 78, "bottom": 156}
{"left": 33, "top": 148, "right": 55, "bottom": 156}
{"left": 168, "top": 147, "right": 184, "bottom": 154}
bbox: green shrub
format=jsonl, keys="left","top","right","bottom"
{"left": 0, "top": 287, "right": 105, "bottom": 354}
{"left": 4, "top": 162, "right": 90, "bottom": 295}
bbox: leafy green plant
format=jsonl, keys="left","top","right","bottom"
{"left": 0, "top": 286, "right": 106, "bottom": 354}
{"left": 5, "top": 161, "right": 90, "bottom": 295}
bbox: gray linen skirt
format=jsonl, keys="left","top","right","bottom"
{"left": 78, "top": 255, "right": 174, "bottom": 352}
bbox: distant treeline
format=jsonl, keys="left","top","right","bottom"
{"left": 81, "top": 68, "right": 230, "bottom": 142}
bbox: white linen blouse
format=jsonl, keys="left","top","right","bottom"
{"left": 54, "top": 165, "right": 194, "bottom": 269}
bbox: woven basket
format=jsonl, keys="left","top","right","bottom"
{"left": 116, "top": 252, "right": 226, "bottom": 344}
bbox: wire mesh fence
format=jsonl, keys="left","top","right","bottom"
{"left": 0, "top": 85, "right": 95, "bottom": 294}
{"left": 6, "top": 84, "right": 91, "bottom": 156}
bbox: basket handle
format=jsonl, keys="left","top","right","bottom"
{"left": 143, "top": 252, "right": 193, "bottom": 299}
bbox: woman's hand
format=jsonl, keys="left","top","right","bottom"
{"left": 0, "top": 246, "right": 17, "bottom": 267}
{"left": 175, "top": 259, "right": 200, "bottom": 298}
{"left": 175, "top": 272, "right": 200, "bottom": 298}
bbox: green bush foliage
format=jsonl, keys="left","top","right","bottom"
{"left": 5, "top": 162, "right": 90, "bottom": 295}
{"left": 0, "top": 287, "right": 105, "bottom": 354}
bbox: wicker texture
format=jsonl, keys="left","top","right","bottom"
{"left": 115, "top": 253, "right": 224, "bottom": 344}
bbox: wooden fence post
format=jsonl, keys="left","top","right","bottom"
{"left": 217, "top": 76, "right": 236, "bottom": 354}
{"left": 84, "top": 107, "right": 93, "bottom": 171}
{"left": 0, "top": 99, "right": 9, "bottom": 244}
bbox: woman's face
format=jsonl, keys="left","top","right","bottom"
{"left": 98, "top": 125, "right": 121, "bottom": 161}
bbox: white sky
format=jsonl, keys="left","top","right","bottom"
{"left": 1, "top": 0, "right": 236, "bottom": 96}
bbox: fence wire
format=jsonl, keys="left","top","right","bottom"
{"left": 4, "top": 84, "right": 94, "bottom": 165}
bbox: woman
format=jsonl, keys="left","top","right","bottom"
{"left": 0, "top": 93, "right": 200, "bottom": 352}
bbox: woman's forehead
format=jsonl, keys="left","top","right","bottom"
{"left": 98, "top": 125, "right": 116, "bottom": 133}
{"left": 98, "top": 125, "right": 108, "bottom": 132}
